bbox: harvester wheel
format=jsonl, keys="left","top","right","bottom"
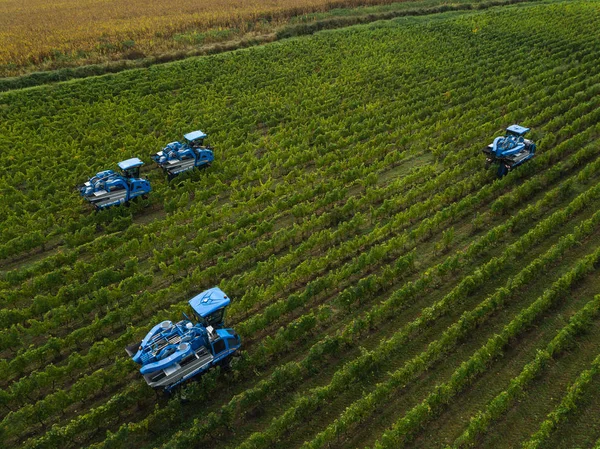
{"left": 219, "top": 357, "right": 233, "bottom": 372}
{"left": 497, "top": 164, "right": 509, "bottom": 178}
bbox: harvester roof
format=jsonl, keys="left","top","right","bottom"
{"left": 189, "top": 287, "right": 230, "bottom": 317}
{"left": 118, "top": 158, "right": 145, "bottom": 171}
{"left": 184, "top": 130, "right": 207, "bottom": 142}
{"left": 506, "top": 124, "right": 529, "bottom": 135}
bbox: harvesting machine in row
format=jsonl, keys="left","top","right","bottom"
{"left": 152, "top": 130, "right": 214, "bottom": 180}
{"left": 79, "top": 158, "right": 151, "bottom": 210}
{"left": 125, "top": 287, "right": 241, "bottom": 392}
{"left": 79, "top": 130, "right": 212, "bottom": 210}
{"left": 483, "top": 124, "right": 536, "bottom": 177}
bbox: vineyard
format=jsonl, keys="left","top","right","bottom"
{"left": 2, "top": 0, "right": 600, "bottom": 448}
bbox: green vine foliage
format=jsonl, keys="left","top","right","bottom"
{"left": 2, "top": 2, "right": 600, "bottom": 449}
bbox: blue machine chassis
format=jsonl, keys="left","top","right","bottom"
{"left": 153, "top": 150, "right": 212, "bottom": 178}
{"left": 483, "top": 139, "right": 536, "bottom": 177}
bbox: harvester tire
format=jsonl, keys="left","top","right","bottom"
{"left": 219, "top": 357, "right": 233, "bottom": 372}
{"left": 497, "top": 163, "right": 508, "bottom": 178}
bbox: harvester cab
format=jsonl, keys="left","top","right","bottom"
{"left": 126, "top": 287, "right": 241, "bottom": 392}
{"left": 184, "top": 130, "right": 210, "bottom": 149}
{"left": 483, "top": 124, "right": 536, "bottom": 178}
{"left": 118, "top": 158, "right": 143, "bottom": 179}
{"left": 188, "top": 286, "right": 230, "bottom": 327}
{"left": 79, "top": 157, "right": 151, "bottom": 210}
{"left": 152, "top": 130, "right": 214, "bottom": 179}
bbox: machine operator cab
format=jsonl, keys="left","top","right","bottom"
{"left": 188, "top": 287, "right": 240, "bottom": 358}
{"left": 117, "top": 157, "right": 151, "bottom": 196}
{"left": 505, "top": 124, "right": 529, "bottom": 138}
{"left": 503, "top": 124, "right": 529, "bottom": 150}
{"left": 184, "top": 130, "right": 210, "bottom": 149}
{"left": 118, "top": 157, "right": 144, "bottom": 179}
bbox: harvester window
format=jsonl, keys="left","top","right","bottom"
{"left": 124, "top": 167, "right": 141, "bottom": 179}
{"left": 213, "top": 338, "right": 226, "bottom": 354}
{"left": 206, "top": 308, "right": 225, "bottom": 327}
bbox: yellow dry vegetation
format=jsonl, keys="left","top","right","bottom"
{"left": 0, "top": 0, "right": 392, "bottom": 74}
